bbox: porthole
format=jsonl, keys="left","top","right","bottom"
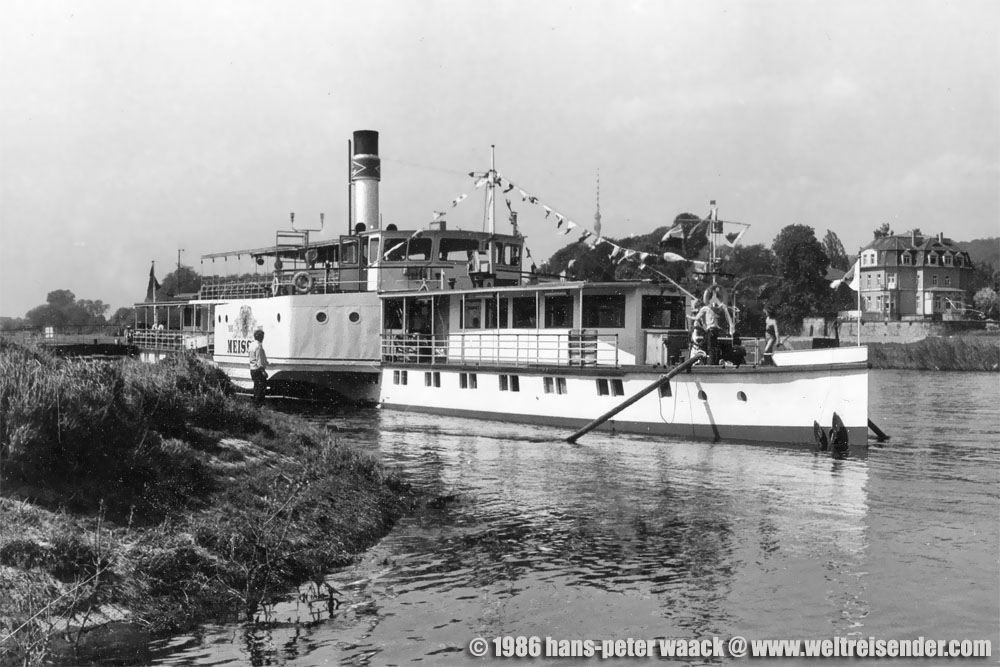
{"left": 349, "top": 311, "right": 361, "bottom": 323}
{"left": 276, "top": 313, "right": 282, "bottom": 323}
{"left": 737, "top": 391, "right": 747, "bottom": 402}
{"left": 224, "top": 315, "right": 229, "bottom": 323}
{"left": 316, "top": 312, "right": 328, "bottom": 324}
{"left": 698, "top": 389, "right": 708, "bottom": 400}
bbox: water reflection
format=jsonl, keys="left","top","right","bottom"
{"left": 132, "top": 371, "right": 1000, "bottom": 666}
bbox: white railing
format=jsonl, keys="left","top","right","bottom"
{"left": 130, "top": 330, "right": 213, "bottom": 352}
{"left": 380, "top": 330, "right": 620, "bottom": 368}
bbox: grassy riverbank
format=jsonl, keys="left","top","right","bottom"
{"left": 0, "top": 341, "right": 415, "bottom": 665}
{"left": 868, "top": 333, "right": 1000, "bottom": 371}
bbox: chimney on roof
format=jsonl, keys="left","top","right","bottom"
{"left": 911, "top": 229, "right": 921, "bottom": 245}
{"left": 938, "top": 231, "right": 944, "bottom": 242}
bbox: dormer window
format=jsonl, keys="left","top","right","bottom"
{"left": 928, "top": 253, "right": 938, "bottom": 266}
{"left": 943, "top": 254, "right": 953, "bottom": 266}
{"left": 901, "top": 252, "right": 912, "bottom": 266}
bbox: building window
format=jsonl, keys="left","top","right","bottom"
{"left": 866, "top": 275, "right": 871, "bottom": 288}
{"left": 424, "top": 371, "right": 440, "bottom": 388}
{"left": 544, "top": 295, "right": 573, "bottom": 328}
{"left": 876, "top": 273, "right": 882, "bottom": 287}
{"left": 393, "top": 370, "right": 408, "bottom": 385}
{"left": 597, "top": 379, "right": 609, "bottom": 396}
{"left": 945, "top": 276, "right": 951, "bottom": 287}
{"left": 888, "top": 273, "right": 897, "bottom": 288}
{"left": 641, "top": 295, "right": 684, "bottom": 328}
{"left": 499, "top": 374, "right": 519, "bottom": 392}
{"left": 901, "top": 252, "right": 912, "bottom": 265}
{"left": 543, "top": 377, "right": 568, "bottom": 394}
{"left": 512, "top": 297, "right": 537, "bottom": 328}
{"left": 463, "top": 300, "right": 483, "bottom": 329}
{"left": 611, "top": 379, "right": 625, "bottom": 396}
{"left": 583, "top": 294, "right": 626, "bottom": 328}
{"left": 944, "top": 254, "right": 953, "bottom": 266}
{"left": 932, "top": 275, "right": 938, "bottom": 286}
{"left": 460, "top": 372, "right": 478, "bottom": 389}
{"left": 928, "top": 253, "right": 938, "bottom": 266}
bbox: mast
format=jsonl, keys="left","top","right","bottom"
{"left": 709, "top": 200, "right": 719, "bottom": 285}
{"left": 487, "top": 144, "right": 496, "bottom": 235}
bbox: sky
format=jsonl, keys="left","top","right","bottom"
{"left": 2, "top": 0, "right": 998, "bottom": 318}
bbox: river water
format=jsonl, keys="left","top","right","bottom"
{"left": 131, "top": 370, "right": 998, "bottom": 665}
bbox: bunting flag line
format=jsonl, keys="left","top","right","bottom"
{"left": 661, "top": 223, "right": 685, "bottom": 243}
{"left": 451, "top": 170, "right": 750, "bottom": 281}
{"left": 831, "top": 259, "right": 860, "bottom": 291}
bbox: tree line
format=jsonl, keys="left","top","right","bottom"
{"left": 0, "top": 266, "right": 201, "bottom": 333}
{"left": 2, "top": 230, "right": 997, "bottom": 336}
{"left": 539, "top": 218, "right": 1000, "bottom": 335}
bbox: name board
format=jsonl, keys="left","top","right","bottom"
{"left": 227, "top": 338, "right": 252, "bottom": 354}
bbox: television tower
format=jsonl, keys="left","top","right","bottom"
{"left": 593, "top": 169, "right": 602, "bottom": 238}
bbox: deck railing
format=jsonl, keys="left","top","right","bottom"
{"left": 129, "top": 330, "right": 213, "bottom": 353}
{"left": 380, "top": 330, "right": 620, "bottom": 368}
{"left": 199, "top": 271, "right": 367, "bottom": 299}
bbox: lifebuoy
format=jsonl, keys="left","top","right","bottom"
{"left": 703, "top": 283, "right": 728, "bottom": 305}
{"left": 271, "top": 275, "right": 280, "bottom": 297}
{"left": 292, "top": 271, "right": 313, "bottom": 294}
{"left": 305, "top": 248, "right": 318, "bottom": 264}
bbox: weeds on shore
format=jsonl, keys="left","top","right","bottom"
{"left": 0, "top": 340, "right": 264, "bottom": 520}
{"left": 0, "top": 341, "right": 413, "bottom": 666}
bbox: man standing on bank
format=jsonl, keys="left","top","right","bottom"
{"left": 248, "top": 329, "right": 269, "bottom": 407}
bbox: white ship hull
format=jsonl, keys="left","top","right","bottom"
{"left": 378, "top": 347, "right": 869, "bottom": 446}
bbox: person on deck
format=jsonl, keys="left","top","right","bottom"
{"left": 762, "top": 307, "right": 780, "bottom": 366}
{"left": 694, "top": 297, "right": 735, "bottom": 365}
{"left": 248, "top": 329, "right": 269, "bottom": 407}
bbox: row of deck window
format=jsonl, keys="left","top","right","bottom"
{"left": 388, "top": 372, "right": 634, "bottom": 398}
{"left": 388, "top": 371, "right": 752, "bottom": 404}
{"left": 383, "top": 294, "right": 685, "bottom": 331}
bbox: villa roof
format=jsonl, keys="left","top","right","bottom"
{"left": 862, "top": 232, "right": 971, "bottom": 268}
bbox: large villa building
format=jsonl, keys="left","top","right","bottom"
{"left": 857, "top": 231, "right": 973, "bottom": 319}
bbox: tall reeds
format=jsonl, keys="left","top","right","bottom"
{"left": 0, "top": 341, "right": 413, "bottom": 666}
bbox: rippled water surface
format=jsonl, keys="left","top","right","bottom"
{"left": 135, "top": 371, "right": 997, "bottom": 665}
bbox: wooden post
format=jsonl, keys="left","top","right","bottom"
{"left": 566, "top": 352, "right": 706, "bottom": 444}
